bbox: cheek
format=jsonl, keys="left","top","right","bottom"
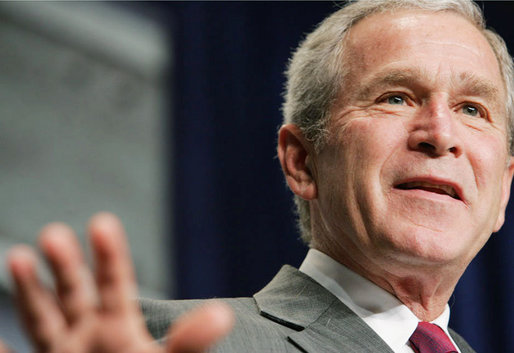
{"left": 324, "top": 118, "right": 407, "bottom": 213}
{"left": 463, "top": 132, "right": 510, "bottom": 236}
{"left": 334, "top": 118, "right": 407, "bottom": 180}
{"left": 468, "top": 134, "right": 508, "bottom": 194}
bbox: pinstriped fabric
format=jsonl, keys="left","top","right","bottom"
{"left": 410, "top": 322, "right": 458, "bottom": 353}
{"left": 140, "top": 266, "right": 476, "bottom": 353}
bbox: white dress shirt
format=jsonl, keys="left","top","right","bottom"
{"left": 299, "top": 249, "right": 461, "bottom": 353}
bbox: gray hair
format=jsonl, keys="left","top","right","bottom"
{"left": 282, "top": 0, "right": 514, "bottom": 243}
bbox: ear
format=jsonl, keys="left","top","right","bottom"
{"left": 277, "top": 124, "right": 317, "bottom": 200}
{"left": 494, "top": 156, "right": 514, "bottom": 232}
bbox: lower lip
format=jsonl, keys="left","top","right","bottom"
{"left": 393, "top": 188, "right": 461, "bottom": 203}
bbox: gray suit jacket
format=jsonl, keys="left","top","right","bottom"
{"left": 140, "top": 265, "right": 476, "bottom": 353}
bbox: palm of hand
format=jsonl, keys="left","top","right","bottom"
{"left": 4, "top": 213, "right": 233, "bottom": 353}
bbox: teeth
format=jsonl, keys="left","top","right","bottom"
{"left": 401, "top": 181, "right": 457, "bottom": 198}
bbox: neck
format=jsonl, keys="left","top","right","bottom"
{"left": 312, "top": 242, "right": 462, "bottom": 321}
{"left": 374, "top": 272, "right": 454, "bottom": 321}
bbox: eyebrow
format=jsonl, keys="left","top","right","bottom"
{"left": 356, "top": 67, "right": 502, "bottom": 105}
{"left": 356, "top": 68, "right": 427, "bottom": 100}
{"left": 453, "top": 71, "right": 501, "bottom": 103}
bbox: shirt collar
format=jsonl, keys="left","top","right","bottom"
{"left": 299, "top": 249, "right": 453, "bottom": 353}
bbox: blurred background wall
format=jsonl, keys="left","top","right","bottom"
{"left": 0, "top": 2, "right": 512, "bottom": 353}
{"left": 0, "top": 2, "right": 169, "bottom": 350}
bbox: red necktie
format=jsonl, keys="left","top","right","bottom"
{"left": 409, "top": 322, "right": 458, "bottom": 353}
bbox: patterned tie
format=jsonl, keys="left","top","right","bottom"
{"left": 409, "top": 322, "right": 458, "bottom": 353}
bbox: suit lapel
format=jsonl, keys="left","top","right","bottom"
{"left": 254, "top": 266, "right": 394, "bottom": 353}
{"left": 288, "top": 298, "right": 395, "bottom": 353}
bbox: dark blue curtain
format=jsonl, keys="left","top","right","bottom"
{"left": 136, "top": 2, "right": 514, "bottom": 352}
{"left": 166, "top": 2, "right": 336, "bottom": 299}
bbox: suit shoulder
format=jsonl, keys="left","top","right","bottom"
{"left": 139, "top": 296, "right": 297, "bottom": 351}
{"left": 139, "top": 297, "right": 261, "bottom": 340}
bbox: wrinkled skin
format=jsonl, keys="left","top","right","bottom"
{"left": 278, "top": 10, "right": 514, "bottom": 319}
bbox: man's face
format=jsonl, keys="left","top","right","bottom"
{"left": 311, "top": 10, "right": 514, "bottom": 272}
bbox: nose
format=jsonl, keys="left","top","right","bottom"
{"left": 407, "top": 99, "right": 462, "bottom": 157}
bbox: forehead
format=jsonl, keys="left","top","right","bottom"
{"left": 344, "top": 10, "right": 504, "bottom": 91}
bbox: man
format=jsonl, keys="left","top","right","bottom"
{"left": 3, "top": 0, "right": 514, "bottom": 352}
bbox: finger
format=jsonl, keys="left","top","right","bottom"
{"left": 166, "top": 301, "right": 234, "bottom": 353}
{"left": 88, "top": 212, "right": 138, "bottom": 314}
{"left": 39, "top": 223, "right": 97, "bottom": 324}
{"left": 7, "top": 246, "right": 66, "bottom": 351}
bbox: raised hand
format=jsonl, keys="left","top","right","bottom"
{"left": 6, "top": 213, "right": 234, "bottom": 353}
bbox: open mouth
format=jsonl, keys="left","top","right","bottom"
{"left": 395, "top": 181, "right": 460, "bottom": 200}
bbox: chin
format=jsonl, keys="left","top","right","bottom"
{"left": 374, "top": 224, "right": 470, "bottom": 268}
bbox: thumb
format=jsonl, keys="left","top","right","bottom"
{"left": 166, "top": 301, "right": 234, "bottom": 353}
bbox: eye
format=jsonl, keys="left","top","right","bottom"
{"left": 460, "top": 103, "right": 487, "bottom": 120}
{"left": 377, "top": 93, "right": 413, "bottom": 107}
{"left": 387, "top": 95, "right": 405, "bottom": 105}
{"left": 462, "top": 104, "right": 479, "bottom": 116}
